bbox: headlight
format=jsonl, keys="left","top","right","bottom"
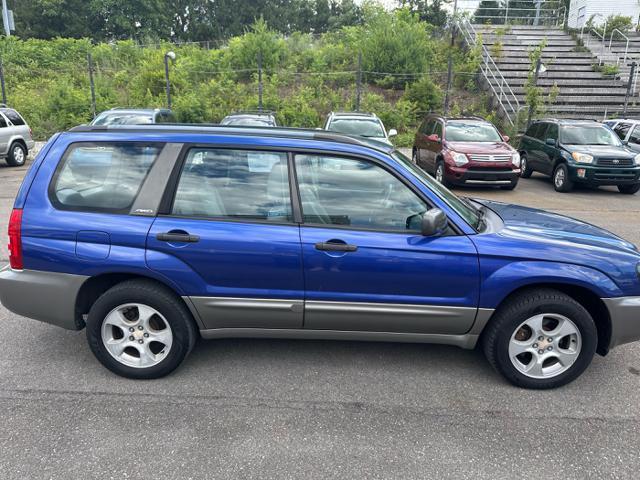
{"left": 634, "top": 154, "right": 640, "bottom": 166}
{"left": 451, "top": 151, "right": 468, "bottom": 166}
{"left": 511, "top": 152, "right": 521, "bottom": 167}
{"left": 571, "top": 152, "right": 594, "bottom": 164}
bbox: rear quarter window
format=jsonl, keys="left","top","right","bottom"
{"left": 3, "top": 109, "right": 25, "bottom": 126}
{"left": 50, "top": 142, "right": 162, "bottom": 213}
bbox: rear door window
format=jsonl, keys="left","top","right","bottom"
{"left": 51, "top": 143, "right": 162, "bottom": 213}
{"left": 171, "top": 148, "right": 292, "bottom": 222}
{"left": 546, "top": 123, "right": 558, "bottom": 142}
{"left": 613, "top": 122, "right": 632, "bottom": 141}
{"left": 629, "top": 125, "right": 640, "bottom": 145}
{"left": 534, "top": 123, "right": 549, "bottom": 141}
{"left": 2, "top": 109, "right": 25, "bottom": 126}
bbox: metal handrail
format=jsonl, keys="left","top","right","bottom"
{"left": 608, "top": 29, "right": 630, "bottom": 66}
{"left": 458, "top": 18, "right": 521, "bottom": 126}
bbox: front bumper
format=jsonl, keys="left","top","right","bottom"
{"left": 446, "top": 164, "right": 520, "bottom": 186}
{"left": 603, "top": 296, "right": 640, "bottom": 351}
{"left": 0, "top": 266, "right": 88, "bottom": 330}
{"left": 569, "top": 164, "right": 640, "bottom": 186}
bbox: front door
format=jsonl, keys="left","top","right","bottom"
{"left": 147, "top": 147, "right": 304, "bottom": 329}
{"left": 294, "top": 153, "right": 480, "bottom": 334}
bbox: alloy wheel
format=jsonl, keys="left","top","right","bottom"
{"left": 508, "top": 313, "right": 582, "bottom": 379}
{"left": 436, "top": 164, "right": 444, "bottom": 183}
{"left": 100, "top": 303, "right": 173, "bottom": 368}
{"left": 554, "top": 167, "right": 565, "bottom": 188}
{"left": 13, "top": 145, "right": 25, "bottom": 164}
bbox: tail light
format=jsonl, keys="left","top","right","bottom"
{"left": 8, "top": 208, "right": 23, "bottom": 270}
{"left": 29, "top": 127, "right": 33, "bottom": 139}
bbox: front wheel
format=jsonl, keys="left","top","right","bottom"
{"left": 618, "top": 183, "right": 640, "bottom": 195}
{"left": 482, "top": 288, "right": 597, "bottom": 389}
{"left": 520, "top": 154, "right": 533, "bottom": 178}
{"left": 435, "top": 161, "right": 452, "bottom": 188}
{"left": 86, "top": 279, "right": 198, "bottom": 379}
{"left": 5, "top": 142, "right": 26, "bottom": 167}
{"left": 553, "top": 163, "right": 573, "bottom": 192}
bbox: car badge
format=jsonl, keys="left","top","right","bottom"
{"left": 613, "top": 159, "right": 620, "bottom": 164}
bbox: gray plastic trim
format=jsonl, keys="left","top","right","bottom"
{"left": 0, "top": 266, "right": 88, "bottom": 330}
{"left": 603, "top": 296, "right": 640, "bottom": 349}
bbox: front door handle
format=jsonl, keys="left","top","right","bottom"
{"left": 156, "top": 232, "right": 200, "bottom": 243}
{"left": 315, "top": 241, "right": 358, "bottom": 252}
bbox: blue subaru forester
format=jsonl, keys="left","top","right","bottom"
{"left": 1, "top": 125, "right": 640, "bottom": 389}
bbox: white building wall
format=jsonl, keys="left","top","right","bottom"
{"left": 568, "top": 0, "right": 640, "bottom": 28}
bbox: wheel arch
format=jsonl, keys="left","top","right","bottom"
{"left": 486, "top": 282, "right": 611, "bottom": 356}
{"left": 74, "top": 272, "right": 200, "bottom": 330}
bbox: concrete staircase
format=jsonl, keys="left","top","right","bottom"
{"left": 583, "top": 31, "right": 640, "bottom": 84}
{"left": 466, "top": 24, "right": 640, "bottom": 123}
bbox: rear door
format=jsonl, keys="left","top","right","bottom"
{"left": 526, "top": 122, "right": 548, "bottom": 172}
{"left": 626, "top": 125, "right": 640, "bottom": 153}
{"left": 294, "top": 153, "right": 479, "bottom": 334}
{"left": 0, "top": 113, "right": 9, "bottom": 154}
{"left": 416, "top": 119, "right": 435, "bottom": 170}
{"left": 146, "top": 146, "right": 305, "bottom": 330}
{"left": 539, "top": 122, "right": 559, "bottom": 175}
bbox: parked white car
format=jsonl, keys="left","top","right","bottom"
{"left": 604, "top": 118, "right": 640, "bottom": 153}
{"left": 323, "top": 112, "right": 397, "bottom": 146}
{"left": 0, "top": 107, "right": 35, "bottom": 167}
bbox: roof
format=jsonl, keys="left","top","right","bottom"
{"left": 223, "top": 110, "right": 276, "bottom": 117}
{"left": 99, "top": 108, "right": 170, "bottom": 115}
{"left": 67, "top": 124, "right": 395, "bottom": 154}
{"left": 328, "top": 111, "right": 378, "bottom": 118}
{"left": 535, "top": 118, "right": 599, "bottom": 124}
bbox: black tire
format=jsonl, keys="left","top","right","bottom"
{"left": 482, "top": 288, "right": 597, "bottom": 389}
{"left": 520, "top": 154, "right": 533, "bottom": 178}
{"left": 435, "top": 161, "right": 452, "bottom": 188}
{"left": 5, "top": 141, "right": 27, "bottom": 167}
{"left": 618, "top": 183, "right": 640, "bottom": 195}
{"left": 86, "top": 279, "right": 198, "bottom": 379}
{"left": 552, "top": 163, "right": 573, "bottom": 192}
{"left": 500, "top": 179, "right": 519, "bottom": 191}
{"left": 412, "top": 147, "right": 419, "bottom": 165}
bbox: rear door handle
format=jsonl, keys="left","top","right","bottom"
{"left": 315, "top": 241, "right": 358, "bottom": 252}
{"left": 156, "top": 232, "right": 200, "bottom": 243}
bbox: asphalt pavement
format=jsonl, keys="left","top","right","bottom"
{"left": 1, "top": 153, "right": 639, "bottom": 479}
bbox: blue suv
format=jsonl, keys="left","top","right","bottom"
{"left": 1, "top": 125, "right": 640, "bottom": 389}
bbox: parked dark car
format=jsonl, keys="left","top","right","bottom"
{"left": 519, "top": 119, "right": 640, "bottom": 194}
{"left": 91, "top": 108, "right": 176, "bottom": 126}
{"left": 412, "top": 115, "right": 520, "bottom": 190}
{"left": 220, "top": 111, "right": 277, "bottom": 127}
{"left": 2, "top": 124, "right": 640, "bottom": 388}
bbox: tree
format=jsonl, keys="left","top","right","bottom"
{"left": 398, "top": 0, "right": 452, "bottom": 27}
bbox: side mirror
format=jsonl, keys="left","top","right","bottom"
{"left": 421, "top": 208, "right": 448, "bottom": 237}
{"left": 545, "top": 138, "right": 556, "bottom": 146}
{"left": 388, "top": 128, "right": 398, "bottom": 137}
{"left": 426, "top": 134, "right": 441, "bottom": 143}
{"left": 502, "top": 135, "right": 510, "bottom": 143}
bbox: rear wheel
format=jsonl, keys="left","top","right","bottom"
{"left": 520, "top": 154, "right": 533, "bottom": 178}
{"left": 435, "top": 161, "right": 452, "bottom": 188}
{"left": 5, "top": 142, "right": 26, "bottom": 167}
{"left": 618, "top": 183, "right": 640, "bottom": 195}
{"left": 482, "top": 288, "right": 597, "bottom": 389}
{"left": 553, "top": 163, "right": 573, "bottom": 192}
{"left": 86, "top": 279, "right": 198, "bottom": 379}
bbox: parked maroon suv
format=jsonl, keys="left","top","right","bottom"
{"left": 412, "top": 115, "right": 521, "bottom": 190}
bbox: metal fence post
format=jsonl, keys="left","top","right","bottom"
{"left": 0, "top": 57, "right": 6, "bottom": 106}
{"left": 355, "top": 51, "right": 362, "bottom": 111}
{"left": 257, "top": 51, "right": 263, "bottom": 111}
{"left": 87, "top": 52, "right": 96, "bottom": 119}
{"left": 527, "top": 58, "right": 541, "bottom": 128}
{"left": 624, "top": 62, "right": 637, "bottom": 116}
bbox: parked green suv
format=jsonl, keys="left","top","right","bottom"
{"left": 519, "top": 119, "right": 640, "bottom": 194}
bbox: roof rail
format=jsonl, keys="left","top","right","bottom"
{"left": 226, "top": 110, "right": 276, "bottom": 115}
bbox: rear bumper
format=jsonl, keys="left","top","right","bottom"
{"left": 0, "top": 266, "right": 87, "bottom": 330}
{"left": 446, "top": 165, "right": 520, "bottom": 186}
{"left": 603, "top": 296, "right": 640, "bottom": 351}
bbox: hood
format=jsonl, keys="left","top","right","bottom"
{"left": 445, "top": 141, "right": 514, "bottom": 155}
{"left": 475, "top": 199, "right": 637, "bottom": 253}
{"left": 562, "top": 144, "right": 635, "bottom": 158}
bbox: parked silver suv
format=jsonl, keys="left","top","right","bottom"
{"left": 0, "top": 107, "right": 35, "bottom": 167}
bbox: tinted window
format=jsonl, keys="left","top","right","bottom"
{"left": 327, "top": 118, "right": 386, "bottom": 138}
{"left": 52, "top": 143, "right": 161, "bottom": 212}
{"left": 433, "top": 121, "right": 443, "bottom": 138}
{"left": 92, "top": 112, "right": 154, "bottom": 125}
{"left": 295, "top": 154, "right": 427, "bottom": 232}
{"left": 172, "top": 149, "right": 291, "bottom": 221}
{"left": 629, "top": 126, "right": 640, "bottom": 144}
{"left": 546, "top": 123, "right": 559, "bottom": 141}
{"left": 613, "top": 122, "right": 632, "bottom": 140}
{"left": 423, "top": 120, "right": 435, "bottom": 135}
{"left": 534, "top": 123, "right": 549, "bottom": 140}
{"left": 3, "top": 109, "right": 25, "bottom": 126}
{"left": 156, "top": 112, "right": 176, "bottom": 123}
{"left": 0, "top": 114, "right": 7, "bottom": 128}
{"left": 524, "top": 123, "right": 538, "bottom": 137}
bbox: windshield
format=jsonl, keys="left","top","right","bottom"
{"left": 391, "top": 151, "right": 482, "bottom": 231}
{"left": 560, "top": 125, "right": 623, "bottom": 146}
{"left": 221, "top": 116, "right": 275, "bottom": 126}
{"left": 445, "top": 121, "right": 502, "bottom": 142}
{"left": 327, "top": 118, "right": 386, "bottom": 138}
{"left": 92, "top": 113, "right": 154, "bottom": 126}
